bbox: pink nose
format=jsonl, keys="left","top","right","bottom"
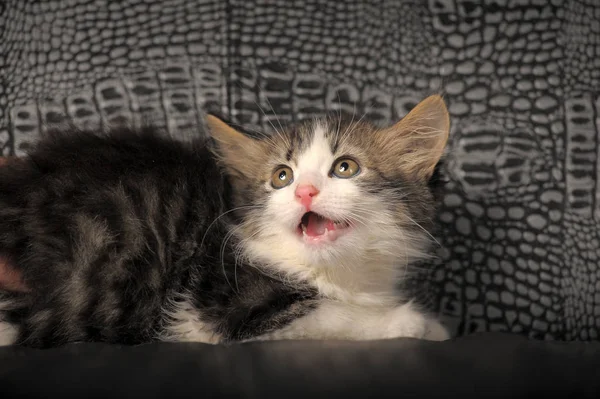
{"left": 295, "top": 184, "right": 319, "bottom": 209}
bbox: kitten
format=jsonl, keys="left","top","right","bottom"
{"left": 0, "top": 95, "right": 450, "bottom": 348}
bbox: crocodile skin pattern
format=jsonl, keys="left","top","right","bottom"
{"left": 1, "top": 0, "right": 599, "bottom": 341}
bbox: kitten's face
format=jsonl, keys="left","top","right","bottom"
{"left": 208, "top": 95, "right": 449, "bottom": 273}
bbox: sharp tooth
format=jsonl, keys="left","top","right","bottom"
{"left": 301, "top": 224, "right": 307, "bottom": 233}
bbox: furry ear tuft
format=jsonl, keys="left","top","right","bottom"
{"left": 205, "top": 114, "right": 265, "bottom": 179}
{"left": 385, "top": 95, "right": 450, "bottom": 180}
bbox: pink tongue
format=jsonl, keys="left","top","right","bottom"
{"left": 306, "top": 213, "right": 328, "bottom": 236}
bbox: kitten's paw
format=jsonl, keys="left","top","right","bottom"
{"left": 0, "top": 322, "right": 18, "bottom": 346}
{"left": 380, "top": 305, "right": 429, "bottom": 340}
{"left": 422, "top": 318, "right": 450, "bottom": 341}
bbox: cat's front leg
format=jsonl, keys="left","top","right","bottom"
{"left": 0, "top": 321, "right": 18, "bottom": 346}
{"left": 422, "top": 316, "right": 451, "bottom": 341}
{"left": 252, "top": 300, "right": 449, "bottom": 342}
{"left": 382, "top": 303, "right": 450, "bottom": 341}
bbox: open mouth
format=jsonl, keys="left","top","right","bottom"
{"left": 296, "top": 211, "right": 351, "bottom": 244}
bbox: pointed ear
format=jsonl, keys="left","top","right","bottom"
{"left": 205, "top": 114, "right": 264, "bottom": 178}
{"left": 386, "top": 95, "right": 450, "bottom": 180}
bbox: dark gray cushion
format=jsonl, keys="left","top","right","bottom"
{"left": 1, "top": 333, "right": 599, "bottom": 398}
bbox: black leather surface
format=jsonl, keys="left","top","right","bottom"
{"left": 1, "top": 333, "right": 599, "bottom": 398}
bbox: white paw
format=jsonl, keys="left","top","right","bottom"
{"left": 377, "top": 305, "right": 450, "bottom": 341}
{"left": 422, "top": 318, "right": 451, "bottom": 341}
{"left": 0, "top": 321, "right": 18, "bottom": 346}
{"left": 378, "top": 305, "right": 429, "bottom": 340}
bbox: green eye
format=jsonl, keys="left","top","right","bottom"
{"left": 331, "top": 158, "right": 360, "bottom": 179}
{"left": 271, "top": 166, "right": 294, "bottom": 189}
